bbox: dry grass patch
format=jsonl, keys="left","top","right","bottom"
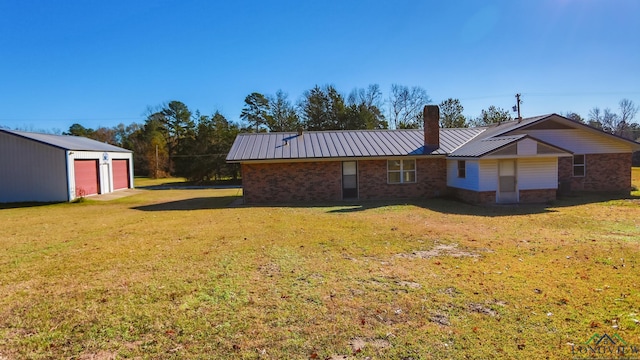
{"left": 1, "top": 176, "right": 640, "bottom": 359}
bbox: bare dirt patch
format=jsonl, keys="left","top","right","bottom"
{"left": 257, "top": 262, "right": 281, "bottom": 277}
{"left": 429, "top": 312, "right": 451, "bottom": 326}
{"left": 469, "top": 303, "right": 498, "bottom": 317}
{"left": 77, "top": 351, "right": 117, "bottom": 360}
{"left": 395, "top": 243, "right": 481, "bottom": 259}
{"left": 349, "top": 337, "right": 391, "bottom": 352}
{"left": 440, "top": 286, "right": 461, "bottom": 296}
{"left": 396, "top": 280, "right": 421, "bottom": 289}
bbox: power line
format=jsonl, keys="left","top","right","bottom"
{"left": 459, "top": 91, "right": 640, "bottom": 102}
{"left": 0, "top": 117, "right": 142, "bottom": 122}
{"left": 523, "top": 91, "right": 640, "bottom": 97}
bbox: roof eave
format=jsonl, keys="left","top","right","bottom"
{"left": 226, "top": 153, "right": 448, "bottom": 164}
{"left": 501, "top": 114, "right": 640, "bottom": 150}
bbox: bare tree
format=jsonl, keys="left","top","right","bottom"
{"left": 348, "top": 84, "right": 383, "bottom": 110}
{"left": 619, "top": 99, "right": 638, "bottom": 122}
{"left": 388, "top": 84, "right": 431, "bottom": 129}
{"left": 618, "top": 99, "right": 638, "bottom": 137}
{"left": 589, "top": 107, "right": 621, "bottom": 135}
{"left": 588, "top": 99, "right": 638, "bottom": 138}
{"left": 346, "top": 84, "right": 387, "bottom": 129}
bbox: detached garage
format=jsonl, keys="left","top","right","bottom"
{"left": 0, "top": 129, "right": 134, "bottom": 203}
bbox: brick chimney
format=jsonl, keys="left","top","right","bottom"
{"left": 423, "top": 105, "right": 440, "bottom": 152}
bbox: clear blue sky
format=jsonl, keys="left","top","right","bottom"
{"left": 1, "top": 0, "right": 638, "bottom": 132}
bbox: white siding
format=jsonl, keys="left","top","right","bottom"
{"left": 478, "top": 159, "right": 498, "bottom": 191}
{"left": 0, "top": 132, "right": 68, "bottom": 202}
{"left": 474, "top": 158, "right": 557, "bottom": 192}
{"left": 447, "top": 159, "right": 480, "bottom": 190}
{"left": 67, "top": 151, "right": 134, "bottom": 200}
{"left": 448, "top": 159, "right": 499, "bottom": 192}
{"left": 517, "top": 158, "right": 558, "bottom": 190}
{"left": 518, "top": 129, "right": 633, "bottom": 154}
{"left": 517, "top": 138, "right": 537, "bottom": 155}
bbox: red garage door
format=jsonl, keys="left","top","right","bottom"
{"left": 112, "top": 159, "right": 130, "bottom": 190}
{"left": 74, "top": 160, "right": 99, "bottom": 196}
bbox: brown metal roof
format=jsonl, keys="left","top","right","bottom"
{"left": 227, "top": 113, "right": 640, "bottom": 163}
{"left": 448, "top": 134, "right": 528, "bottom": 157}
{"left": 226, "top": 128, "right": 484, "bottom": 162}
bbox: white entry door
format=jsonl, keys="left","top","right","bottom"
{"left": 497, "top": 159, "right": 518, "bottom": 203}
{"left": 100, "top": 163, "right": 111, "bottom": 194}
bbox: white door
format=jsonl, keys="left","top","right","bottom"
{"left": 497, "top": 159, "right": 518, "bottom": 203}
{"left": 100, "top": 163, "right": 111, "bottom": 194}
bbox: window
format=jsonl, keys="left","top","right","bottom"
{"left": 573, "top": 155, "right": 585, "bottom": 177}
{"left": 342, "top": 161, "right": 357, "bottom": 199}
{"left": 388, "top": 159, "right": 416, "bottom": 184}
{"left": 457, "top": 160, "right": 466, "bottom": 178}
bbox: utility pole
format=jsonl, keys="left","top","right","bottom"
{"left": 155, "top": 144, "right": 159, "bottom": 179}
{"left": 515, "top": 93, "right": 522, "bottom": 121}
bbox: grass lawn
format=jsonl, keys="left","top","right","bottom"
{"left": 1, "top": 174, "right": 639, "bottom": 359}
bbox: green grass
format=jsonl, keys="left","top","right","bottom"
{"left": 1, "top": 174, "right": 639, "bottom": 359}
{"left": 133, "top": 176, "right": 188, "bottom": 188}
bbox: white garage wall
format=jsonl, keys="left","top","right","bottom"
{"left": 67, "top": 151, "right": 134, "bottom": 200}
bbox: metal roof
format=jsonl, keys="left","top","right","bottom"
{"left": 483, "top": 113, "right": 640, "bottom": 148}
{"left": 483, "top": 114, "right": 553, "bottom": 138}
{"left": 227, "top": 113, "right": 640, "bottom": 162}
{"left": 226, "top": 128, "right": 484, "bottom": 162}
{"left": 448, "top": 134, "right": 527, "bottom": 157}
{"left": 447, "top": 115, "right": 572, "bottom": 157}
{"left": 1, "top": 129, "right": 132, "bottom": 152}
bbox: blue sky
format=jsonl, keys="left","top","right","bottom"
{"left": 0, "top": 0, "right": 638, "bottom": 132}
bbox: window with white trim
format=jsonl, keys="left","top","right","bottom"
{"left": 457, "top": 160, "right": 466, "bottom": 178}
{"left": 573, "top": 155, "right": 585, "bottom": 177}
{"left": 387, "top": 159, "right": 416, "bottom": 184}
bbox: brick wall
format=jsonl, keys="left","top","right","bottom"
{"left": 241, "top": 152, "right": 632, "bottom": 204}
{"left": 358, "top": 158, "right": 447, "bottom": 200}
{"left": 241, "top": 162, "right": 342, "bottom": 203}
{"left": 241, "top": 157, "right": 448, "bottom": 204}
{"left": 558, "top": 153, "right": 632, "bottom": 193}
{"left": 449, "top": 188, "right": 556, "bottom": 205}
{"left": 519, "top": 189, "right": 556, "bottom": 203}
{"left": 448, "top": 187, "right": 496, "bottom": 205}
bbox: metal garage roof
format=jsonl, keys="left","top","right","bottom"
{"left": 226, "top": 128, "right": 484, "bottom": 162}
{"left": 1, "top": 129, "right": 132, "bottom": 152}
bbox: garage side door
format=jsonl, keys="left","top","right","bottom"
{"left": 74, "top": 160, "right": 99, "bottom": 196}
{"left": 112, "top": 159, "right": 130, "bottom": 190}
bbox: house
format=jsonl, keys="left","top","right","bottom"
{"left": 0, "top": 129, "right": 134, "bottom": 203}
{"left": 226, "top": 106, "right": 640, "bottom": 204}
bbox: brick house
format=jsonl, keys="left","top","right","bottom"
{"left": 226, "top": 106, "right": 640, "bottom": 204}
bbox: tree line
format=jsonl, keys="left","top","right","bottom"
{"left": 56, "top": 85, "right": 638, "bottom": 181}
{"left": 65, "top": 102, "right": 242, "bottom": 182}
